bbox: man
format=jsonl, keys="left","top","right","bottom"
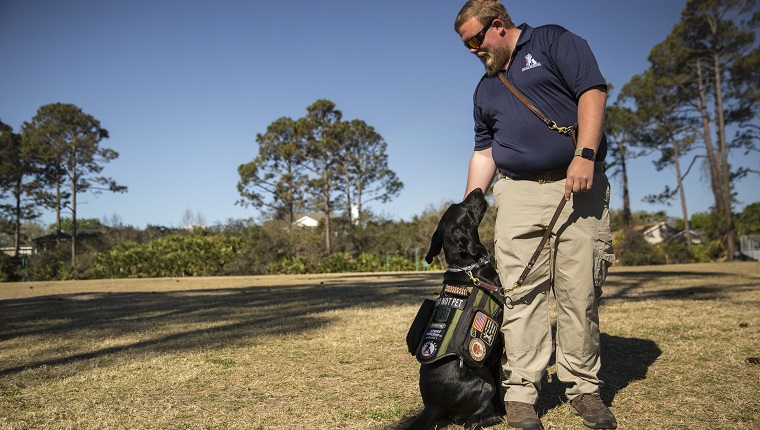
{"left": 454, "top": 1, "right": 617, "bottom": 429}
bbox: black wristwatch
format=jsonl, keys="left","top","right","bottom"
{"left": 574, "top": 147, "right": 595, "bottom": 160}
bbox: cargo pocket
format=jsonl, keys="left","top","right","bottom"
{"left": 593, "top": 239, "right": 615, "bottom": 296}
{"left": 453, "top": 306, "right": 500, "bottom": 368}
{"left": 594, "top": 181, "right": 614, "bottom": 297}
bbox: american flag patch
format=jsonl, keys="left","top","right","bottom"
{"left": 472, "top": 311, "right": 487, "bottom": 332}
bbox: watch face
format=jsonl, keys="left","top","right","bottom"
{"left": 581, "top": 148, "right": 595, "bottom": 160}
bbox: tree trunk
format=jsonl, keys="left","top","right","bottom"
{"left": 13, "top": 179, "right": 22, "bottom": 258}
{"left": 712, "top": 50, "right": 736, "bottom": 260}
{"left": 618, "top": 143, "right": 633, "bottom": 229}
{"left": 356, "top": 182, "right": 363, "bottom": 227}
{"left": 344, "top": 169, "right": 353, "bottom": 224}
{"left": 71, "top": 169, "right": 77, "bottom": 268}
{"left": 694, "top": 61, "right": 732, "bottom": 256}
{"left": 55, "top": 176, "right": 62, "bottom": 238}
{"left": 672, "top": 140, "right": 693, "bottom": 250}
{"left": 286, "top": 163, "right": 295, "bottom": 230}
{"left": 322, "top": 170, "right": 331, "bottom": 254}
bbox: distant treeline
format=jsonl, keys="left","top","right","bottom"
{"left": 2, "top": 203, "right": 759, "bottom": 282}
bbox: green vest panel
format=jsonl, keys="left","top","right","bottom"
{"left": 416, "top": 284, "right": 503, "bottom": 367}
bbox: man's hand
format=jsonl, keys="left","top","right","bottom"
{"left": 564, "top": 156, "right": 595, "bottom": 200}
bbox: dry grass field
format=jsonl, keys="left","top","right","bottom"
{"left": 0, "top": 262, "right": 758, "bottom": 430}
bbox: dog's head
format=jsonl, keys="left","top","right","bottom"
{"left": 425, "top": 188, "right": 488, "bottom": 266}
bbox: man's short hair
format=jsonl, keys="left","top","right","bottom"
{"left": 454, "top": 0, "right": 515, "bottom": 33}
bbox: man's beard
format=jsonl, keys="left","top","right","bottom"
{"left": 479, "top": 46, "right": 510, "bottom": 76}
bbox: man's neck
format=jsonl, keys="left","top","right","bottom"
{"left": 503, "top": 27, "right": 522, "bottom": 69}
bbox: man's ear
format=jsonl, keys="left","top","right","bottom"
{"left": 492, "top": 18, "right": 505, "bottom": 34}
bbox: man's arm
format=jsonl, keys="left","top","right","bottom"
{"left": 564, "top": 86, "right": 606, "bottom": 200}
{"left": 465, "top": 148, "right": 497, "bottom": 199}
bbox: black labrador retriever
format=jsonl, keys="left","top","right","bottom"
{"left": 406, "top": 188, "right": 505, "bottom": 430}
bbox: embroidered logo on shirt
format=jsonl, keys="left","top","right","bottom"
{"left": 522, "top": 54, "right": 542, "bottom": 71}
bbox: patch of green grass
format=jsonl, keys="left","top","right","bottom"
{"left": 370, "top": 407, "right": 415, "bottom": 421}
{"left": 1, "top": 387, "right": 21, "bottom": 399}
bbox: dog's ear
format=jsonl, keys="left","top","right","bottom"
{"left": 425, "top": 228, "right": 443, "bottom": 264}
{"left": 464, "top": 188, "right": 488, "bottom": 224}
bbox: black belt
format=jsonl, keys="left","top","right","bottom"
{"left": 500, "top": 161, "right": 605, "bottom": 183}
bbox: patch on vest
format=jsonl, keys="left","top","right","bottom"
{"left": 471, "top": 311, "right": 499, "bottom": 347}
{"left": 469, "top": 338, "right": 487, "bottom": 362}
{"left": 415, "top": 284, "right": 503, "bottom": 367}
{"left": 435, "top": 295, "right": 467, "bottom": 310}
{"left": 434, "top": 306, "right": 451, "bottom": 322}
{"left": 419, "top": 340, "right": 438, "bottom": 360}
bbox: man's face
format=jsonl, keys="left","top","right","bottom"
{"left": 459, "top": 17, "right": 509, "bottom": 76}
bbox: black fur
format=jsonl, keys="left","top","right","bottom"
{"left": 408, "top": 188, "right": 505, "bottom": 430}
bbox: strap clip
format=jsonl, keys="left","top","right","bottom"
{"left": 547, "top": 121, "right": 575, "bottom": 136}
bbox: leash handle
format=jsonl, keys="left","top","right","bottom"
{"left": 511, "top": 197, "right": 567, "bottom": 291}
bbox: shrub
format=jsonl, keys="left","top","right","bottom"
{"left": 658, "top": 243, "right": 695, "bottom": 264}
{"left": 355, "top": 252, "right": 383, "bottom": 272}
{"left": 321, "top": 252, "right": 356, "bottom": 273}
{"left": 613, "top": 228, "right": 665, "bottom": 266}
{"left": 0, "top": 254, "right": 15, "bottom": 282}
{"left": 386, "top": 254, "right": 417, "bottom": 271}
{"left": 319, "top": 252, "right": 384, "bottom": 273}
{"left": 92, "top": 233, "right": 243, "bottom": 278}
{"left": 27, "top": 244, "right": 78, "bottom": 280}
{"left": 265, "top": 256, "right": 317, "bottom": 274}
{"left": 692, "top": 240, "right": 724, "bottom": 262}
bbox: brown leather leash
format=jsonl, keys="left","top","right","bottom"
{"left": 465, "top": 270, "right": 503, "bottom": 296}
{"left": 504, "top": 196, "right": 567, "bottom": 293}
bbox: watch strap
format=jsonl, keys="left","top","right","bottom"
{"left": 574, "top": 148, "right": 595, "bottom": 160}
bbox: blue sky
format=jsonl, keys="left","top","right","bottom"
{"left": 1, "top": 0, "right": 757, "bottom": 228}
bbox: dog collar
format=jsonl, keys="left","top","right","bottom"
{"left": 446, "top": 253, "right": 491, "bottom": 273}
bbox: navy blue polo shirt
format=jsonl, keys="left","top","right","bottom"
{"left": 473, "top": 23, "right": 608, "bottom": 179}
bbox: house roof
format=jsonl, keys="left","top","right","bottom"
{"left": 292, "top": 213, "right": 325, "bottom": 227}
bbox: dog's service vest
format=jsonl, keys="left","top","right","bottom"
{"left": 413, "top": 284, "right": 503, "bottom": 367}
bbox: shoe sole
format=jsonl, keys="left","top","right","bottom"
{"left": 506, "top": 421, "right": 543, "bottom": 430}
{"left": 572, "top": 411, "right": 617, "bottom": 429}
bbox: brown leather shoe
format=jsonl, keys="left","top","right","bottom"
{"left": 570, "top": 393, "right": 617, "bottom": 429}
{"left": 505, "top": 401, "right": 543, "bottom": 429}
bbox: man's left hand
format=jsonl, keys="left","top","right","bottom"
{"left": 564, "top": 157, "right": 595, "bottom": 200}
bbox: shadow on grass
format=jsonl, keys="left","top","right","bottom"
{"left": 0, "top": 273, "right": 442, "bottom": 377}
{"left": 537, "top": 334, "right": 662, "bottom": 415}
{"left": 602, "top": 269, "right": 758, "bottom": 301}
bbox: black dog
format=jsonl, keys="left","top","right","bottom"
{"left": 406, "top": 188, "right": 505, "bottom": 430}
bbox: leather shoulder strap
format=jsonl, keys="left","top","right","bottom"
{"left": 497, "top": 72, "right": 578, "bottom": 144}
{"left": 497, "top": 72, "right": 551, "bottom": 126}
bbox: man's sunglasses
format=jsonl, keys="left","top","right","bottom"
{"left": 464, "top": 18, "right": 496, "bottom": 49}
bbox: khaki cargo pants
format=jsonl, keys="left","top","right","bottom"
{"left": 492, "top": 171, "right": 614, "bottom": 405}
